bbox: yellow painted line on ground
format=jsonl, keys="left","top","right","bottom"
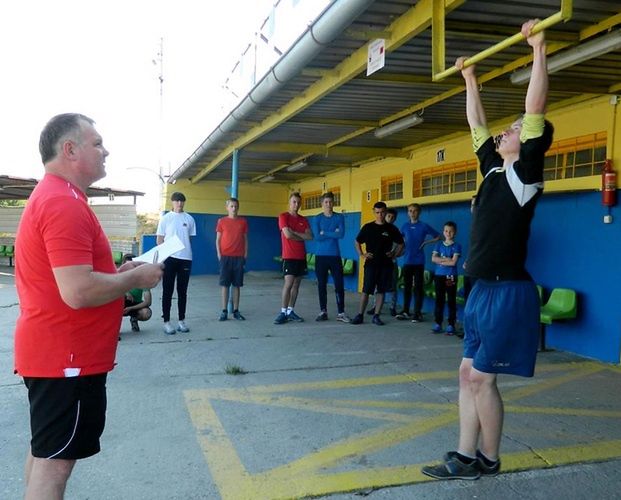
{"left": 506, "top": 405, "right": 621, "bottom": 417}
{"left": 504, "top": 439, "right": 621, "bottom": 470}
{"left": 317, "top": 398, "right": 453, "bottom": 411}
{"left": 249, "top": 440, "right": 621, "bottom": 500}
{"left": 184, "top": 390, "right": 255, "bottom": 500}
{"left": 504, "top": 363, "right": 605, "bottom": 402}
{"left": 264, "top": 411, "right": 458, "bottom": 480}
{"left": 184, "top": 361, "right": 621, "bottom": 499}
{"left": 208, "top": 392, "right": 418, "bottom": 423}
{"left": 243, "top": 370, "right": 458, "bottom": 394}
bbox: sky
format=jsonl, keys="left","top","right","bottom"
{"left": 0, "top": 0, "right": 286, "bottom": 212}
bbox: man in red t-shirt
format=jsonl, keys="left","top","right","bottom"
{"left": 14, "top": 113, "right": 163, "bottom": 498}
{"left": 216, "top": 197, "right": 248, "bottom": 320}
{"left": 274, "top": 192, "right": 313, "bottom": 324}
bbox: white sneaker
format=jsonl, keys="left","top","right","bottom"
{"left": 177, "top": 320, "right": 190, "bottom": 333}
{"left": 163, "top": 322, "right": 176, "bottom": 335}
{"left": 336, "top": 313, "right": 352, "bottom": 323}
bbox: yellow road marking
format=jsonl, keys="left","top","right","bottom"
{"left": 184, "top": 362, "right": 621, "bottom": 499}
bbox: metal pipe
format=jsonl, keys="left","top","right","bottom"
{"left": 171, "top": 0, "right": 375, "bottom": 182}
{"left": 231, "top": 149, "right": 239, "bottom": 199}
{"left": 433, "top": 0, "right": 573, "bottom": 81}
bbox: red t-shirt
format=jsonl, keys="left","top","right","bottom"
{"left": 14, "top": 174, "right": 123, "bottom": 378}
{"left": 278, "top": 212, "right": 309, "bottom": 260}
{"left": 216, "top": 216, "right": 248, "bottom": 257}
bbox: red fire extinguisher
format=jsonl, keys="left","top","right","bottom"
{"left": 602, "top": 159, "right": 617, "bottom": 207}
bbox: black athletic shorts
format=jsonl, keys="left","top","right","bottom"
{"left": 24, "top": 373, "right": 108, "bottom": 460}
{"left": 362, "top": 263, "right": 393, "bottom": 294}
{"left": 282, "top": 258, "right": 307, "bottom": 277}
{"left": 219, "top": 256, "right": 245, "bottom": 287}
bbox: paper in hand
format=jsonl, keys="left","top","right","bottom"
{"left": 134, "top": 235, "right": 184, "bottom": 264}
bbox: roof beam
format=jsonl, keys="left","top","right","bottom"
{"left": 245, "top": 142, "right": 407, "bottom": 158}
{"left": 190, "top": 0, "right": 466, "bottom": 183}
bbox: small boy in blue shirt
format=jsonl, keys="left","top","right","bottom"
{"left": 431, "top": 221, "right": 461, "bottom": 335}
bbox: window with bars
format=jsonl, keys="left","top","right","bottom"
{"left": 381, "top": 175, "right": 403, "bottom": 201}
{"left": 302, "top": 190, "right": 322, "bottom": 210}
{"left": 330, "top": 187, "right": 341, "bottom": 207}
{"left": 543, "top": 132, "right": 607, "bottom": 181}
{"left": 413, "top": 160, "right": 477, "bottom": 197}
{"left": 302, "top": 188, "right": 341, "bottom": 210}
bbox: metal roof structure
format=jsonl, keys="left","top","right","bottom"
{"left": 0, "top": 175, "right": 144, "bottom": 202}
{"left": 171, "top": 0, "right": 621, "bottom": 186}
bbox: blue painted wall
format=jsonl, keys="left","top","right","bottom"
{"left": 145, "top": 193, "right": 620, "bottom": 363}
{"left": 387, "top": 193, "right": 621, "bottom": 363}
{"left": 142, "top": 213, "right": 282, "bottom": 275}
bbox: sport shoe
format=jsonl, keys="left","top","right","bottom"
{"left": 287, "top": 311, "right": 304, "bottom": 322}
{"left": 219, "top": 311, "right": 228, "bottom": 321}
{"left": 389, "top": 307, "right": 397, "bottom": 317}
{"left": 396, "top": 311, "right": 411, "bottom": 320}
{"left": 351, "top": 313, "right": 363, "bottom": 325}
{"left": 336, "top": 313, "right": 351, "bottom": 323}
{"left": 411, "top": 312, "right": 423, "bottom": 323}
{"left": 431, "top": 323, "right": 443, "bottom": 333}
{"left": 443, "top": 451, "right": 501, "bottom": 477}
{"left": 274, "top": 312, "right": 288, "bottom": 324}
{"left": 421, "top": 454, "right": 481, "bottom": 480}
{"left": 130, "top": 316, "right": 140, "bottom": 332}
{"left": 233, "top": 310, "right": 245, "bottom": 320}
{"left": 372, "top": 314, "right": 385, "bottom": 326}
{"left": 446, "top": 325, "right": 456, "bottom": 335}
{"left": 476, "top": 450, "right": 501, "bottom": 476}
{"left": 315, "top": 311, "right": 328, "bottom": 321}
{"left": 177, "top": 321, "right": 190, "bottom": 333}
{"left": 163, "top": 322, "right": 176, "bottom": 335}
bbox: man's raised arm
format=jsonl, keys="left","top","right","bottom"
{"left": 455, "top": 57, "right": 487, "bottom": 130}
{"left": 522, "top": 19, "right": 548, "bottom": 114}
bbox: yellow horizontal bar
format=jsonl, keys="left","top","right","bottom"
{"left": 433, "top": 8, "right": 571, "bottom": 81}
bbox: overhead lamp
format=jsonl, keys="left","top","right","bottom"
{"left": 259, "top": 175, "right": 275, "bottom": 183}
{"left": 374, "top": 113, "right": 424, "bottom": 139}
{"left": 511, "top": 29, "right": 621, "bottom": 85}
{"left": 286, "top": 160, "right": 307, "bottom": 172}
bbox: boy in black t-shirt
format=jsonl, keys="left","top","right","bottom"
{"left": 352, "top": 202, "right": 404, "bottom": 325}
{"left": 423, "top": 19, "right": 554, "bottom": 481}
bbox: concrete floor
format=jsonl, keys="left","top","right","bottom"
{"left": 1, "top": 269, "right": 620, "bottom": 499}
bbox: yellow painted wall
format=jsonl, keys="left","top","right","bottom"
{"left": 162, "top": 179, "right": 289, "bottom": 216}
{"left": 295, "top": 95, "right": 620, "bottom": 216}
{"left": 173, "top": 95, "right": 620, "bottom": 218}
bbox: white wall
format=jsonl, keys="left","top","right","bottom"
{"left": 0, "top": 204, "right": 137, "bottom": 238}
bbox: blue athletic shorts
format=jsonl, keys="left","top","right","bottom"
{"left": 463, "top": 280, "right": 540, "bottom": 377}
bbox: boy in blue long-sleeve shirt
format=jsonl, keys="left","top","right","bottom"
{"left": 312, "top": 192, "right": 351, "bottom": 322}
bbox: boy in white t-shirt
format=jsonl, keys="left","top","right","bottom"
{"left": 156, "top": 192, "right": 196, "bottom": 334}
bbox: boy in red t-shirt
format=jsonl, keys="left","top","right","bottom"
{"left": 274, "top": 192, "right": 313, "bottom": 324}
{"left": 216, "top": 198, "right": 248, "bottom": 320}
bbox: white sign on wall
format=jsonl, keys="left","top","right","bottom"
{"left": 366, "top": 39, "right": 385, "bottom": 76}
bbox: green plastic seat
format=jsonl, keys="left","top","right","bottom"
{"left": 307, "top": 253, "right": 316, "bottom": 271}
{"left": 342, "top": 258, "right": 355, "bottom": 275}
{"left": 112, "top": 251, "right": 123, "bottom": 265}
{"left": 4, "top": 245, "right": 14, "bottom": 257}
{"left": 540, "top": 288, "right": 577, "bottom": 325}
{"left": 424, "top": 270, "right": 435, "bottom": 298}
{"left": 0, "top": 245, "right": 5, "bottom": 255}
